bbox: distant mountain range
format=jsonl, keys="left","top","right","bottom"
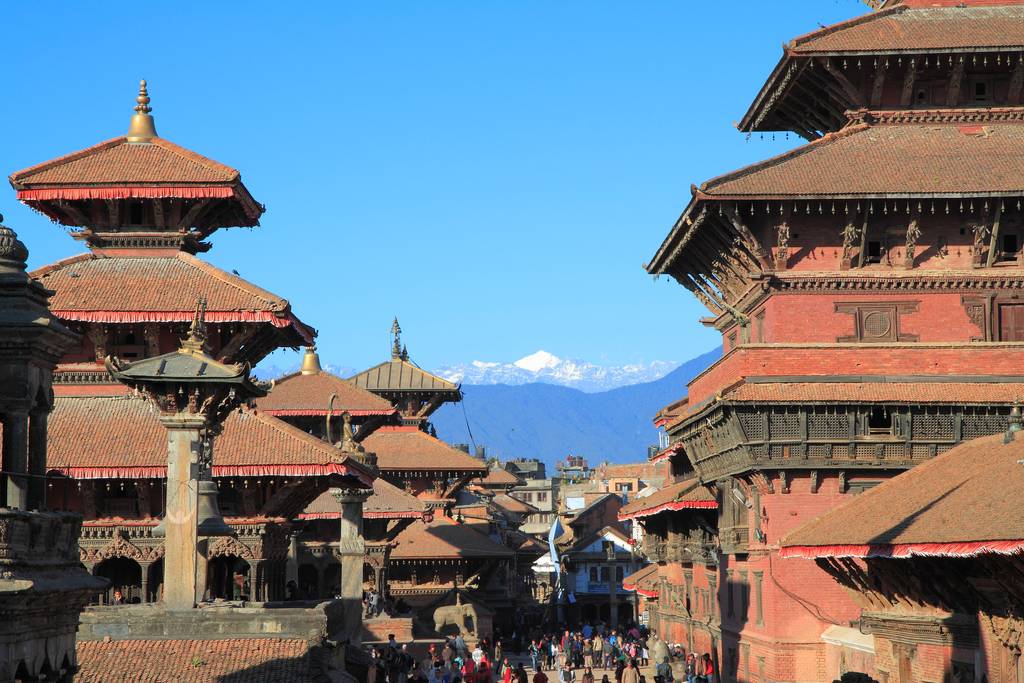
{"left": 430, "top": 347, "right": 721, "bottom": 466}
{"left": 436, "top": 350, "right": 680, "bottom": 393}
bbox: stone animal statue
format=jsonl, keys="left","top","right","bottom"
{"left": 433, "top": 594, "right": 478, "bottom": 638}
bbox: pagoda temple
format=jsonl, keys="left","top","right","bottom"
{"left": 628, "top": 1, "right": 1024, "bottom": 681}
{"left": 10, "top": 82, "right": 375, "bottom": 609}
{"left": 261, "top": 335, "right": 521, "bottom": 636}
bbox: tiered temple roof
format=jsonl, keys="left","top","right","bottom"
{"left": 47, "top": 393, "right": 373, "bottom": 483}
{"left": 32, "top": 252, "right": 312, "bottom": 342}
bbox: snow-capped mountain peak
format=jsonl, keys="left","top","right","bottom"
{"left": 436, "top": 351, "right": 679, "bottom": 393}
{"left": 513, "top": 350, "right": 562, "bottom": 373}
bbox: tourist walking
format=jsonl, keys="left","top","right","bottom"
{"left": 530, "top": 640, "right": 542, "bottom": 672}
{"left": 620, "top": 660, "right": 640, "bottom": 683}
{"left": 591, "top": 634, "right": 603, "bottom": 669}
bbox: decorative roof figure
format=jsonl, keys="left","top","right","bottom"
{"left": 391, "top": 317, "right": 403, "bottom": 360}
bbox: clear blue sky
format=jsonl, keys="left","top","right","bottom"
{"left": 2, "top": 0, "right": 864, "bottom": 373}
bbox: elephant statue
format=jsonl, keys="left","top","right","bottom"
{"left": 433, "top": 594, "right": 479, "bottom": 638}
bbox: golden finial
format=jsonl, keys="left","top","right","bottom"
{"left": 126, "top": 79, "right": 158, "bottom": 142}
{"left": 300, "top": 345, "right": 322, "bottom": 375}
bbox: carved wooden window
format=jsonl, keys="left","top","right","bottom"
{"left": 808, "top": 411, "right": 849, "bottom": 440}
{"left": 768, "top": 410, "right": 800, "bottom": 440}
{"left": 738, "top": 412, "right": 765, "bottom": 441}
{"left": 910, "top": 410, "right": 955, "bottom": 441}
{"left": 962, "top": 411, "right": 1008, "bottom": 440}
{"left": 999, "top": 233, "right": 1020, "bottom": 263}
{"left": 835, "top": 302, "right": 919, "bottom": 342}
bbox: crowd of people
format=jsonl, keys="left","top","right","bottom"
{"left": 363, "top": 623, "right": 718, "bottom": 683}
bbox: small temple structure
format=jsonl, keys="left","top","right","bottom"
{"left": 630, "top": 1, "right": 1024, "bottom": 681}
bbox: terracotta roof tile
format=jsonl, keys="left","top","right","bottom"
{"left": 301, "top": 477, "right": 424, "bottom": 519}
{"left": 702, "top": 118, "right": 1024, "bottom": 199}
{"left": 618, "top": 479, "right": 717, "bottom": 521}
{"left": 477, "top": 468, "right": 522, "bottom": 487}
{"left": 258, "top": 371, "right": 396, "bottom": 417}
{"left": 724, "top": 381, "right": 1024, "bottom": 404}
{"left": 490, "top": 493, "right": 538, "bottom": 515}
{"left": 349, "top": 359, "right": 460, "bottom": 395}
{"left": 791, "top": 5, "right": 1024, "bottom": 54}
{"left": 361, "top": 427, "right": 487, "bottom": 473}
{"left": 781, "top": 432, "right": 1024, "bottom": 557}
{"left": 390, "top": 514, "right": 514, "bottom": 560}
{"left": 76, "top": 637, "right": 310, "bottom": 682}
{"left": 11, "top": 137, "right": 239, "bottom": 187}
{"left": 34, "top": 252, "right": 287, "bottom": 315}
{"left": 48, "top": 395, "right": 372, "bottom": 482}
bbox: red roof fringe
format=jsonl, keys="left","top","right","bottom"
{"left": 56, "top": 462, "right": 368, "bottom": 483}
{"left": 18, "top": 187, "right": 236, "bottom": 201}
{"left": 263, "top": 409, "right": 395, "bottom": 417}
{"left": 780, "top": 540, "right": 1024, "bottom": 560}
{"left": 649, "top": 444, "right": 682, "bottom": 464}
{"left": 618, "top": 500, "right": 717, "bottom": 522}
{"left": 299, "top": 510, "right": 422, "bottom": 520}
{"left": 55, "top": 310, "right": 290, "bottom": 327}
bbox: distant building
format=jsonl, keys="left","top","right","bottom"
{"left": 505, "top": 458, "right": 547, "bottom": 480}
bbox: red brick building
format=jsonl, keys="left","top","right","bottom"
{"left": 628, "top": 1, "right": 1024, "bottom": 681}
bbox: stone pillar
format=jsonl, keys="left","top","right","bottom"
{"left": 140, "top": 562, "right": 151, "bottom": 603}
{"left": 249, "top": 560, "right": 261, "bottom": 602}
{"left": 195, "top": 539, "right": 209, "bottom": 604}
{"left": 286, "top": 532, "right": 299, "bottom": 587}
{"left": 332, "top": 487, "right": 369, "bottom": 643}
{"left": 28, "top": 408, "right": 48, "bottom": 510}
{"left": 159, "top": 415, "right": 205, "bottom": 610}
{"left": 609, "top": 560, "right": 619, "bottom": 629}
{"left": 2, "top": 410, "right": 29, "bottom": 509}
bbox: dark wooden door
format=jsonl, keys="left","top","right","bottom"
{"left": 999, "top": 304, "right": 1024, "bottom": 341}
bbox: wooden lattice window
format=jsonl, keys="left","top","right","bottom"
{"left": 808, "top": 411, "right": 849, "bottom": 440}
{"left": 738, "top": 412, "right": 765, "bottom": 441}
{"left": 768, "top": 411, "right": 800, "bottom": 440}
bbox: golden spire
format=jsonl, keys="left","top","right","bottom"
{"left": 300, "top": 345, "right": 322, "bottom": 375}
{"left": 126, "top": 79, "right": 158, "bottom": 142}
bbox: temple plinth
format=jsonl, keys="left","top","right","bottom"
{"left": 106, "top": 301, "right": 264, "bottom": 610}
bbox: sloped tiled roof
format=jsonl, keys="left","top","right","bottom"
{"left": 349, "top": 359, "right": 460, "bottom": 395}
{"left": 478, "top": 467, "right": 523, "bottom": 487}
{"left": 301, "top": 477, "right": 424, "bottom": 520}
{"left": 790, "top": 4, "right": 1024, "bottom": 54}
{"left": 76, "top": 637, "right": 310, "bottom": 682}
{"left": 618, "top": 479, "right": 717, "bottom": 521}
{"left": 390, "top": 515, "right": 514, "bottom": 560}
{"left": 258, "top": 371, "right": 396, "bottom": 417}
{"left": 782, "top": 432, "right": 1024, "bottom": 558}
{"left": 48, "top": 394, "right": 373, "bottom": 483}
{"left": 702, "top": 117, "right": 1024, "bottom": 199}
{"left": 361, "top": 426, "right": 487, "bottom": 473}
{"left": 491, "top": 493, "right": 538, "bottom": 515}
{"left": 31, "top": 252, "right": 312, "bottom": 342}
{"left": 10, "top": 136, "right": 263, "bottom": 226}
{"left": 12, "top": 137, "right": 240, "bottom": 186}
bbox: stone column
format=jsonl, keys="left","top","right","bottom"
{"left": 2, "top": 410, "right": 29, "bottom": 509}
{"left": 140, "top": 562, "right": 151, "bottom": 603}
{"left": 159, "top": 415, "right": 205, "bottom": 610}
{"left": 249, "top": 560, "right": 261, "bottom": 602}
{"left": 27, "top": 408, "right": 48, "bottom": 510}
{"left": 332, "top": 487, "right": 369, "bottom": 643}
{"left": 286, "top": 532, "right": 299, "bottom": 587}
